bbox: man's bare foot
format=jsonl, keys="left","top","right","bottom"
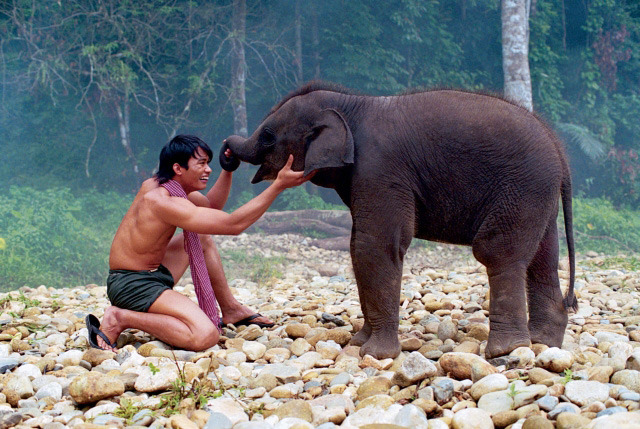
{"left": 222, "top": 305, "right": 274, "bottom": 327}
{"left": 97, "top": 306, "right": 125, "bottom": 351}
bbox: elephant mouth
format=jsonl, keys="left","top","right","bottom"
{"left": 251, "top": 164, "right": 277, "bottom": 183}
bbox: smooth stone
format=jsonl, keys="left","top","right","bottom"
{"left": 555, "top": 413, "right": 591, "bottom": 429}
{"left": 274, "top": 399, "right": 313, "bottom": 422}
{"left": 522, "top": 415, "right": 553, "bottom": 429}
{"left": 329, "top": 372, "right": 351, "bottom": 387}
{"left": 611, "top": 369, "right": 640, "bottom": 392}
{"left": 203, "top": 412, "right": 233, "bottom": 429}
{"left": 134, "top": 364, "right": 179, "bottom": 392}
{"left": 535, "top": 347, "right": 574, "bottom": 373}
{"left": 438, "top": 352, "right": 497, "bottom": 381}
{"left": 2, "top": 375, "right": 34, "bottom": 406}
{"left": 535, "top": 395, "right": 558, "bottom": 412}
{"left": 477, "top": 390, "right": 513, "bottom": 415}
{"left": 590, "top": 410, "right": 640, "bottom": 429}
{"left": 34, "top": 382, "right": 62, "bottom": 401}
{"left": 205, "top": 398, "right": 249, "bottom": 426}
{"left": 14, "top": 364, "right": 41, "bottom": 379}
{"left": 68, "top": 371, "right": 124, "bottom": 405}
{"left": 394, "top": 404, "right": 428, "bottom": 429}
{"left": 564, "top": 380, "right": 609, "bottom": 406}
{"left": 547, "top": 403, "right": 580, "bottom": 419}
{"left": 596, "top": 406, "right": 627, "bottom": 417}
{"left": 0, "top": 358, "right": 19, "bottom": 374}
{"left": 469, "top": 373, "right": 509, "bottom": 401}
{"left": 492, "top": 410, "right": 519, "bottom": 428}
{"left": 451, "top": 408, "right": 493, "bottom": 429}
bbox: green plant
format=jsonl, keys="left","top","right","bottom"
{"left": 506, "top": 383, "right": 523, "bottom": 409}
{"left": 148, "top": 362, "right": 160, "bottom": 375}
{"left": 114, "top": 398, "right": 143, "bottom": 424}
{"left": 561, "top": 369, "right": 577, "bottom": 384}
{"left": 157, "top": 352, "right": 222, "bottom": 417}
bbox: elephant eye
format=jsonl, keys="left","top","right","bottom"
{"left": 260, "top": 129, "right": 276, "bottom": 147}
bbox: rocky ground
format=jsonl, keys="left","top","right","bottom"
{"left": 2, "top": 233, "right": 640, "bottom": 429}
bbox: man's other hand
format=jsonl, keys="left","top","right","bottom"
{"left": 274, "top": 155, "right": 315, "bottom": 191}
{"left": 219, "top": 142, "right": 240, "bottom": 172}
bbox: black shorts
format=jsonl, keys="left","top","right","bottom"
{"left": 106, "top": 264, "right": 175, "bottom": 312}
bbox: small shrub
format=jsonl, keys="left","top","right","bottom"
{"left": 0, "top": 186, "right": 131, "bottom": 290}
{"left": 570, "top": 197, "right": 640, "bottom": 254}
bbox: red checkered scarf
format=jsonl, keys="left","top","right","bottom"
{"left": 160, "top": 179, "right": 222, "bottom": 331}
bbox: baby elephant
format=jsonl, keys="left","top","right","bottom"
{"left": 224, "top": 81, "right": 576, "bottom": 360}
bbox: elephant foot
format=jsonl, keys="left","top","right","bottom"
{"left": 529, "top": 317, "right": 567, "bottom": 348}
{"left": 485, "top": 330, "right": 531, "bottom": 359}
{"left": 359, "top": 331, "right": 401, "bottom": 360}
{"left": 349, "top": 323, "right": 372, "bottom": 347}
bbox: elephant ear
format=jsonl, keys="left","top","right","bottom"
{"left": 304, "top": 108, "right": 354, "bottom": 176}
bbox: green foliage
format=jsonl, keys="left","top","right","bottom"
{"left": 571, "top": 197, "right": 640, "bottom": 254}
{"left": 0, "top": 186, "right": 131, "bottom": 290}
{"left": 221, "top": 250, "right": 285, "bottom": 286}
{"left": 158, "top": 356, "right": 221, "bottom": 417}
{"left": 586, "top": 255, "right": 640, "bottom": 271}
{"left": 560, "top": 369, "right": 578, "bottom": 384}
{"left": 148, "top": 362, "right": 160, "bottom": 376}
{"left": 272, "top": 187, "right": 345, "bottom": 211}
{"left": 114, "top": 398, "right": 144, "bottom": 424}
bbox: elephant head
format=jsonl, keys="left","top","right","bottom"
{"left": 224, "top": 95, "right": 355, "bottom": 183}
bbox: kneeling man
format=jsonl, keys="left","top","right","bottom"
{"left": 86, "top": 134, "right": 312, "bottom": 351}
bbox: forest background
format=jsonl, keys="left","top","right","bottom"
{"left": 1, "top": 0, "right": 639, "bottom": 290}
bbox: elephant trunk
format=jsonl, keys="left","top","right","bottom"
{"left": 224, "top": 135, "right": 263, "bottom": 165}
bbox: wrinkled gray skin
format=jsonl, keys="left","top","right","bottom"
{"left": 225, "top": 82, "right": 576, "bottom": 360}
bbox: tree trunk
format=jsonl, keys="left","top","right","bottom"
{"left": 311, "top": 2, "right": 321, "bottom": 80}
{"left": 501, "top": 0, "right": 533, "bottom": 111}
{"left": 294, "top": 0, "right": 303, "bottom": 85}
{"left": 115, "top": 98, "right": 141, "bottom": 180}
{"left": 248, "top": 209, "right": 352, "bottom": 236}
{"left": 231, "top": 0, "right": 248, "bottom": 137}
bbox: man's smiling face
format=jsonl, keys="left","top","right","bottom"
{"left": 177, "top": 147, "right": 212, "bottom": 193}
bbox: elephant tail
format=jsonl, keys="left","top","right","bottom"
{"left": 561, "top": 173, "right": 578, "bottom": 312}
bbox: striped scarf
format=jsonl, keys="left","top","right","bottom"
{"left": 160, "top": 179, "right": 222, "bottom": 331}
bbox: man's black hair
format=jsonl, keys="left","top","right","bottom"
{"left": 156, "top": 134, "right": 213, "bottom": 184}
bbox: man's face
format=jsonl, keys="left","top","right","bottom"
{"left": 180, "top": 147, "right": 212, "bottom": 192}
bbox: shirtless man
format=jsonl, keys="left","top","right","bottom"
{"left": 86, "top": 134, "right": 312, "bottom": 351}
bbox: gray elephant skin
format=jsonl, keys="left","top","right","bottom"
{"left": 224, "top": 82, "right": 576, "bottom": 360}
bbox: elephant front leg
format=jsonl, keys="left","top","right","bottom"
{"left": 527, "top": 223, "right": 568, "bottom": 348}
{"left": 350, "top": 228, "right": 408, "bottom": 360}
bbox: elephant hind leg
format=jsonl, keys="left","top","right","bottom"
{"left": 473, "top": 223, "right": 540, "bottom": 358}
{"left": 527, "top": 219, "right": 568, "bottom": 347}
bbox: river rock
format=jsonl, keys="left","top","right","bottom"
{"left": 439, "top": 352, "right": 497, "bottom": 380}
{"left": 68, "top": 372, "right": 124, "bottom": 404}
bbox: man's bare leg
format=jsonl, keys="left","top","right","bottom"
{"left": 162, "top": 233, "right": 274, "bottom": 326}
{"left": 96, "top": 289, "right": 219, "bottom": 352}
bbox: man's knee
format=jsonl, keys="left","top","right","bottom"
{"left": 190, "top": 324, "right": 220, "bottom": 351}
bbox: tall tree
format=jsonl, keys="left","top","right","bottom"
{"left": 231, "top": 0, "right": 248, "bottom": 137}
{"left": 294, "top": 0, "right": 303, "bottom": 85}
{"left": 501, "top": 0, "right": 533, "bottom": 111}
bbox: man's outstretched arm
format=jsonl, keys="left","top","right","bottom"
{"left": 154, "top": 155, "right": 313, "bottom": 236}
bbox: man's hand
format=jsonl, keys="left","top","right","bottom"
{"left": 274, "top": 155, "right": 315, "bottom": 191}
{"left": 219, "top": 142, "right": 240, "bottom": 172}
